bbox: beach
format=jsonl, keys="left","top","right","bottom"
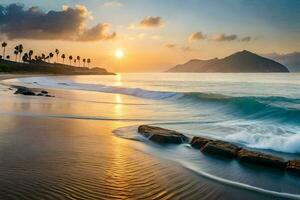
{"left": 0, "top": 74, "right": 299, "bottom": 199}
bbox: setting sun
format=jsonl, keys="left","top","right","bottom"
{"left": 115, "top": 49, "right": 124, "bottom": 59}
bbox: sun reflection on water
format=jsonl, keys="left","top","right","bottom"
{"left": 115, "top": 74, "right": 123, "bottom": 86}
{"left": 114, "top": 94, "right": 123, "bottom": 117}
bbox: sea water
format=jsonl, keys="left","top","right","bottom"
{"left": 4, "top": 73, "right": 300, "bottom": 198}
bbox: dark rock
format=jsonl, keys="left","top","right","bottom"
{"left": 191, "top": 136, "right": 213, "bottom": 149}
{"left": 237, "top": 149, "right": 286, "bottom": 169}
{"left": 14, "top": 87, "right": 35, "bottom": 96}
{"left": 37, "top": 93, "right": 44, "bottom": 96}
{"left": 41, "top": 90, "right": 48, "bottom": 94}
{"left": 286, "top": 160, "right": 300, "bottom": 173}
{"left": 138, "top": 125, "right": 188, "bottom": 144}
{"left": 201, "top": 140, "right": 241, "bottom": 158}
{"left": 45, "top": 94, "right": 54, "bottom": 97}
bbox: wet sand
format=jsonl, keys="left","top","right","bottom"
{"left": 0, "top": 75, "right": 290, "bottom": 199}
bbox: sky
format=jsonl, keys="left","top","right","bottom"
{"left": 0, "top": 0, "right": 299, "bottom": 72}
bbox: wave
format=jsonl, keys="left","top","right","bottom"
{"left": 6, "top": 77, "right": 300, "bottom": 123}
{"left": 179, "top": 93, "right": 300, "bottom": 123}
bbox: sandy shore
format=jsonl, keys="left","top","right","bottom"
{"left": 0, "top": 74, "right": 44, "bottom": 81}
{"left": 0, "top": 74, "right": 288, "bottom": 199}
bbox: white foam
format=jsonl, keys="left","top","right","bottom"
{"left": 4, "top": 77, "right": 182, "bottom": 100}
{"left": 226, "top": 130, "right": 300, "bottom": 154}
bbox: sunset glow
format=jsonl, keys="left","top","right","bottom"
{"left": 115, "top": 49, "right": 125, "bottom": 59}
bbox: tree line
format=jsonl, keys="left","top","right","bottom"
{"left": 1, "top": 42, "right": 91, "bottom": 67}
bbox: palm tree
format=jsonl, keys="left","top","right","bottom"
{"left": 76, "top": 56, "right": 80, "bottom": 67}
{"left": 69, "top": 55, "right": 73, "bottom": 65}
{"left": 22, "top": 53, "right": 29, "bottom": 63}
{"left": 61, "top": 54, "right": 66, "bottom": 64}
{"left": 6, "top": 55, "right": 10, "bottom": 60}
{"left": 55, "top": 49, "right": 59, "bottom": 63}
{"left": 49, "top": 52, "right": 54, "bottom": 63}
{"left": 2, "top": 42, "right": 7, "bottom": 59}
{"left": 14, "top": 50, "right": 18, "bottom": 61}
{"left": 28, "top": 50, "right": 33, "bottom": 61}
{"left": 87, "top": 58, "right": 91, "bottom": 67}
{"left": 83, "top": 58, "right": 86, "bottom": 67}
{"left": 18, "top": 44, "right": 23, "bottom": 62}
{"left": 41, "top": 53, "right": 46, "bottom": 61}
{"left": 74, "top": 59, "right": 77, "bottom": 64}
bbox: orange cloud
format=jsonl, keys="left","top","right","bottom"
{"left": 189, "top": 32, "right": 206, "bottom": 42}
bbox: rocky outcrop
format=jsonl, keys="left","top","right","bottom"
{"left": 190, "top": 136, "right": 213, "bottom": 149}
{"left": 14, "top": 87, "right": 35, "bottom": 95}
{"left": 14, "top": 87, "right": 54, "bottom": 97}
{"left": 201, "top": 140, "right": 241, "bottom": 158}
{"left": 138, "top": 125, "right": 188, "bottom": 144}
{"left": 237, "top": 149, "right": 286, "bottom": 169}
{"left": 138, "top": 125, "right": 299, "bottom": 174}
{"left": 286, "top": 160, "right": 300, "bottom": 173}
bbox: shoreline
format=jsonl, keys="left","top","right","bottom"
{"left": 0, "top": 73, "right": 47, "bottom": 81}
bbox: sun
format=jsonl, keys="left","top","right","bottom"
{"left": 115, "top": 49, "right": 124, "bottom": 59}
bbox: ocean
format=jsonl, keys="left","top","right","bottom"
{"left": 3, "top": 73, "right": 300, "bottom": 198}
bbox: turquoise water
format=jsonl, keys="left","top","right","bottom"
{"left": 4, "top": 73, "right": 300, "bottom": 197}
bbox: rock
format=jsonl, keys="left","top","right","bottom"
{"left": 191, "top": 136, "right": 213, "bottom": 149}
{"left": 45, "top": 94, "right": 54, "bottom": 97}
{"left": 37, "top": 93, "right": 44, "bottom": 96}
{"left": 201, "top": 140, "right": 241, "bottom": 158}
{"left": 286, "top": 160, "right": 300, "bottom": 173}
{"left": 237, "top": 149, "right": 286, "bottom": 169}
{"left": 138, "top": 125, "right": 188, "bottom": 144}
{"left": 14, "top": 87, "right": 35, "bottom": 96}
{"left": 41, "top": 90, "right": 48, "bottom": 94}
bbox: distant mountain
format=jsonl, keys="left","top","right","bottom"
{"left": 264, "top": 52, "right": 300, "bottom": 72}
{"left": 167, "top": 50, "right": 289, "bottom": 73}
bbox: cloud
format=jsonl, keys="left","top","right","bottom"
{"left": 102, "top": 1, "right": 124, "bottom": 8}
{"left": 77, "top": 23, "right": 117, "bottom": 41}
{"left": 240, "top": 36, "right": 252, "bottom": 42}
{"left": 212, "top": 33, "right": 237, "bottom": 41}
{"left": 0, "top": 4, "right": 116, "bottom": 41}
{"left": 189, "top": 32, "right": 206, "bottom": 42}
{"left": 132, "top": 16, "right": 164, "bottom": 29}
{"left": 164, "top": 43, "right": 176, "bottom": 48}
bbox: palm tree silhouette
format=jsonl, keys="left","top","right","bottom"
{"left": 87, "top": 58, "right": 91, "bottom": 67}
{"left": 6, "top": 55, "right": 10, "bottom": 60}
{"left": 83, "top": 58, "right": 86, "bottom": 67}
{"left": 2, "top": 42, "right": 7, "bottom": 59}
{"left": 14, "top": 50, "right": 18, "bottom": 61}
{"left": 41, "top": 53, "right": 46, "bottom": 61}
{"left": 61, "top": 54, "right": 66, "bottom": 64}
{"left": 18, "top": 44, "right": 23, "bottom": 62}
{"left": 55, "top": 49, "right": 60, "bottom": 63}
{"left": 28, "top": 50, "right": 33, "bottom": 61}
{"left": 22, "top": 53, "right": 29, "bottom": 63}
{"left": 76, "top": 56, "right": 80, "bottom": 67}
{"left": 69, "top": 55, "right": 73, "bottom": 65}
{"left": 49, "top": 52, "right": 54, "bottom": 63}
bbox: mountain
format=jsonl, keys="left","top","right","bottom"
{"left": 167, "top": 50, "right": 289, "bottom": 73}
{"left": 264, "top": 52, "right": 300, "bottom": 72}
